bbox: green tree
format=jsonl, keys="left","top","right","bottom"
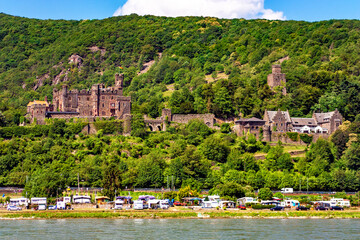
{"left": 199, "top": 135, "right": 230, "bottom": 163}
{"left": 258, "top": 187, "right": 273, "bottom": 200}
{"left": 131, "top": 114, "right": 147, "bottom": 138}
{"left": 102, "top": 162, "right": 123, "bottom": 200}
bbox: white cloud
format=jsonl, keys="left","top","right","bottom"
{"left": 113, "top": 0, "right": 285, "bottom": 20}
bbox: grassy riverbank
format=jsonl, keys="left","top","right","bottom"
{"left": 2, "top": 209, "right": 360, "bottom": 219}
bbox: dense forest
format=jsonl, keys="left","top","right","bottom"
{"left": 0, "top": 14, "right": 360, "bottom": 198}
{"left": 0, "top": 117, "right": 359, "bottom": 199}
{"left": 1, "top": 13, "right": 360, "bottom": 124}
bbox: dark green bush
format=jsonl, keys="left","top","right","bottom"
{"left": 300, "top": 134, "right": 313, "bottom": 144}
{"left": 94, "top": 120, "right": 123, "bottom": 134}
{"left": 286, "top": 132, "right": 299, "bottom": 141}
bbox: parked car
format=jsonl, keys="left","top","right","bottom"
{"left": 315, "top": 206, "right": 328, "bottom": 211}
{"left": 296, "top": 206, "right": 309, "bottom": 211}
{"left": 237, "top": 205, "right": 246, "bottom": 210}
{"left": 173, "top": 201, "right": 186, "bottom": 206}
{"left": 48, "top": 205, "right": 57, "bottom": 210}
{"left": 330, "top": 206, "right": 344, "bottom": 211}
{"left": 7, "top": 205, "right": 22, "bottom": 211}
{"left": 270, "top": 206, "right": 284, "bottom": 211}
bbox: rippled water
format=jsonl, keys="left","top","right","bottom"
{"left": 1, "top": 219, "right": 359, "bottom": 239}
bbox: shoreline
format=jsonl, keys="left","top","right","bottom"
{"left": 1, "top": 209, "right": 360, "bottom": 220}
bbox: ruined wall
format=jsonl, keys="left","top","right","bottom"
{"left": 47, "top": 112, "right": 80, "bottom": 120}
{"left": 172, "top": 114, "right": 215, "bottom": 127}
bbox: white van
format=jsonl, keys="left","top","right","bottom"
{"left": 114, "top": 199, "right": 124, "bottom": 210}
{"left": 159, "top": 200, "right": 169, "bottom": 209}
{"left": 10, "top": 198, "right": 29, "bottom": 206}
{"left": 281, "top": 188, "right": 293, "bottom": 193}
{"left": 133, "top": 200, "right": 144, "bottom": 210}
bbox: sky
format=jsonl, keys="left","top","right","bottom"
{"left": 0, "top": 0, "right": 359, "bottom": 22}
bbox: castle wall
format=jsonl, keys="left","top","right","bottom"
{"left": 270, "top": 132, "right": 329, "bottom": 144}
{"left": 172, "top": 114, "right": 215, "bottom": 127}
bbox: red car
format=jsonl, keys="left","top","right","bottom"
{"left": 173, "top": 201, "right": 186, "bottom": 206}
{"left": 237, "top": 205, "right": 246, "bottom": 210}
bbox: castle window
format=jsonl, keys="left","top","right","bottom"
{"left": 102, "top": 111, "right": 105, "bottom": 115}
{"left": 102, "top": 104, "right": 104, "bottom": 107}
{"left": 69, "top": 97, "right": 71, "bottom": 100}
{"left": 90, "top": 111, "right": 92, "bottom": 115}
{"left": 87, "top": 97, "right": 90, "bottom": 101}
{"left": 111, "top": 96, "right": 114, "bottom": 99}
{"left": 78, "top": 97, "right": 80, "bottom": 101}
{"left": 102, "top": 96, "right": 105, "bottom": 100}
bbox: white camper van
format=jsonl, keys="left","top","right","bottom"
{"left": 281, "top": 188, "right": 294, "bottom": 194}
{"left": 133, "top": 200, "right": 144, "bottom": 210}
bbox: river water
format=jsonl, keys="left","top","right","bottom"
{"left": 0, "top": 219, "right": 359, "bottom": 239}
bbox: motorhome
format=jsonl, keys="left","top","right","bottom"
{"left": 202, "top": 195, "right": 220, "bottom": 208}
{"left": 57, "top": 197, "right": 71, "bottom": 210}
{"left": 281, "top": 188, "right": 294, "bottom": 194}
{"left": 331, "top": 198, "right": 351, "bottom": 207}
{"left": 261, "top": 200, "right": 280, "bottom": 206}
{"left": 31, "top": 197, "right": 47, "bottom": 205}
{"left": 237, "top": 197, "right": 258, "bottom": 205}
{"left": 219, "top": 201, "right": 236, "bottom": 208}
{"left": 133, "top": 200, "right": 144, "bottom": 210}
{"left": 73, "top": 195, "right": 91, "bottom": 204}
{"left": 138, "top": 195, "right": 155, "bottom": 209}
{"left": 31, "top": 197, "right": 47, "bottom": 210}
{"left": 148, "top": 199, "right": 160, "bottom": 209}
{"left": 114, "top": 198, "right": 124, "bottom": 210}
{"left": 10, "top": 198, "right": 29, "bottom": 206}
{"left": 159, "top": 200, "right": 170, "bottom": 209}
{"left": 280, "top": 199, "right": 300, "bottom": 208}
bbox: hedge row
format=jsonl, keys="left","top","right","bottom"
{"left": 93, "top": 120, "right": 123, "bottom": 134}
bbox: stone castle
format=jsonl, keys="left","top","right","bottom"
{"left": 27, "top": 74, "right": 131, "bottom": 124}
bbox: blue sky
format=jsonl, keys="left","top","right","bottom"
{"left": 0, "top": 0, "right": 359, "bottom": 22}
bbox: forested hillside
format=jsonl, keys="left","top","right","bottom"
{"left": 0, "top": 14, "right": 360, "bottom": 198}
{"left": 1, "top": 13, "right": 360, "bottom": 125}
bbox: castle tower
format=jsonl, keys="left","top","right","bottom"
{"left": 267, "top": 65, "right": 287, "bottom": 95}
{"left": 161, "top": 108, "right": 172, "bottom": 122}
{"left": 263, "top": 125, "right": 271, "bottom": 142}
{"left": 114, "top": 73, "right": 124, "bottom": 95}
{"left": 91, "top": 84, "right": 100, "bottom": 116}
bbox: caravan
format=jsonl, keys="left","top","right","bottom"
{"left": 202, "top": 195, "right": 220, "bottom": 208}
{"left": 280, "top": 199, "right": 300, "bottom": 208}
{"left": 133, "top": 200, "right": 144, "bottom": 210}
{"left": 159, "top": 200, "right": 170, "bottom": 209}
{"left": 31, "top": 197, "right": 47, "bottom": 210}
{"left": 73, "top": 195, "right": 91, "bottom": 204}
{"left": 10, "top": 198, "right": 29, "bottom": 206}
